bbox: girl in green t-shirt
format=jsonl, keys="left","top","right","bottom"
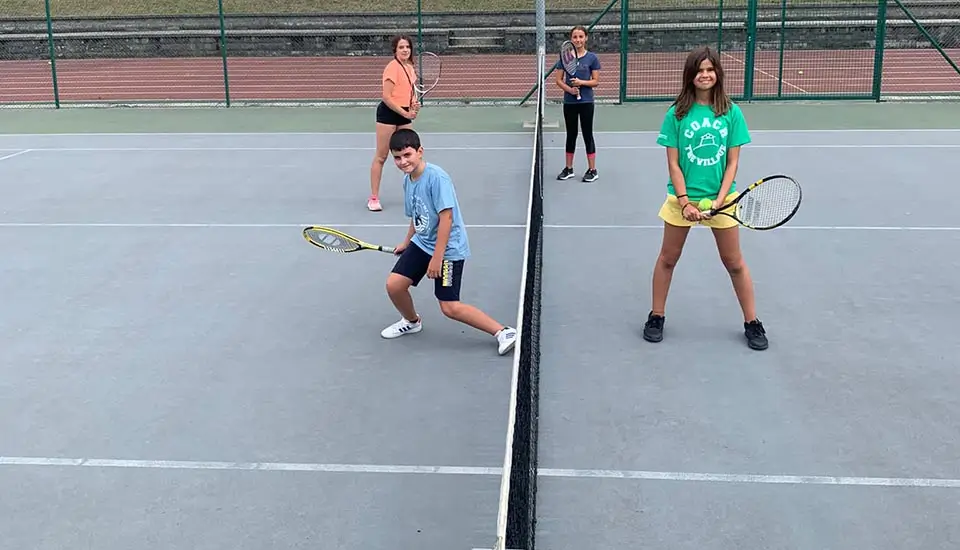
{"left": 643, "top": 46, "right": 768, "bottom": 351}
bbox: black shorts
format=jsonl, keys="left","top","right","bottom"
{"left": 391, "top": 242, "right": 465, "bottom": 302}
{"left": 376, "top": 101, "right": 413, "bottom": 126}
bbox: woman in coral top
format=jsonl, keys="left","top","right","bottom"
{"left": 368, "top": 35, "right": 419, "bottom": 212}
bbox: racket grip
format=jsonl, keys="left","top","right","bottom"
{"left": 381, "top": 246, "right": 397, "bottom": 254}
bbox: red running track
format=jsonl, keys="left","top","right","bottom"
{"left": 1, "top": 48, "right": 957, "bottom": 104}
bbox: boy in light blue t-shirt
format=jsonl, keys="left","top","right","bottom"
{"left": 381, "top": 128, "right": 517, "bottom": 356}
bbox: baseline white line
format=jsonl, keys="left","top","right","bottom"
{"left": 3, "top": 456, "right": 959, "bottom": 489}
{"left": 0, "top": 149, "right": 32, "bottom": 161}
{"left": 539, "top": 468, "right": 960, "bottom": 489}
{"left": 8, "top": 144, "right": 960, "bottom": 152}
{"left": 2, "top": 223, "right": 959, "bottom": 231}
{"left": 0, "top": 129, "right": 958, "bottom": 138}
{"left": 545, "top": 224, "right": 960, "bottom": 231}
{"left": 0, "top": 456, "right": 499, "bottom": 476}
{"left": 0, "top": 223, "right": 523, "bottom": 229}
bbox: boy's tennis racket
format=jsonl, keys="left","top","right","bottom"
{"left": 559, "top": 40, "right": 581, "bottom": 100}
{"left": 303, "top": 226, "right": 396, "bottom": 254}
{"left": 703, "top": 174, "right": 802, "bottom": 230}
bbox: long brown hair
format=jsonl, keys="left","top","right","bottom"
{"left": 672, "top": 46, "right": 731, "bottom": 120}
{"left": 391, "top": 34, "right": 415, "bottom": 67}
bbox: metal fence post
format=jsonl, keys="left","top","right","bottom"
{"left": 417, "top": 0, "right": 424, "bottom": 90}
{"left": 871, "top": 0, "right": 888, "bottom": 101}
{"left": 776, "top": 0, "right": 787, "bottom": 98}
{"left": 717, "top": 0, "right": 724, "bottom": 53}
{"left": 217, "top": 0, "right": 231, "bottom": 107}
{"left": 743, "top": 0, "right": 759, "bottom": 101}
{"left": 535, "top": 0, "right": 545, "bottom": 52}
{"left": 619, "top": 0, "right": 627, "bottom": 103}
{"left": 44, "top": 0, "right": 60, "bottom": 108}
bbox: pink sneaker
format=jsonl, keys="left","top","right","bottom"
{"left": 367, "top": 196, "right": 382, "bottom": 212}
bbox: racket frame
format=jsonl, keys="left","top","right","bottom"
{"left": 704, "top": 174, "right": 802, "bottom": 230}
{"left": 413, "top": 51, "right": 441, "bottom": 100}
{"left": 302, "top": 226, "right": 396, "bottom": 254}
{"left": 559, "top": 40, "right": 581, "bottom": 100}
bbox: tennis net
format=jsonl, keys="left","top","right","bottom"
{"left": 493, "top": 45, "right": 545, "bottom": 550}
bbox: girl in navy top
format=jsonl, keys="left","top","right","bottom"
{"left": 554, "top": 25, "right": 601, "bottom": 182}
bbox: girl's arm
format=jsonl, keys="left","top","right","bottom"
{"left": 575, "top": 69, "right": 600, "bottom": 88}
{"left": 666, "top": 148, "right": 692, "bottom": 209}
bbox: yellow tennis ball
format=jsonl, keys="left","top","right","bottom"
{"left": 698, "top": 198, "right": 713, "bottom": 211}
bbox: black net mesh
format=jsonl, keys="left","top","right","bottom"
{"left": 503, "top": 47, "right": 544, "bottom": 550}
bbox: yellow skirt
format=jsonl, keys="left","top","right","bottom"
{"left": 658, "top": 192, "right": 740, "bottom": 229}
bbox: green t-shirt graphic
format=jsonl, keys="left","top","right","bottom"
{"left": 656, "top": 102, "right": 752, "bottom": 200}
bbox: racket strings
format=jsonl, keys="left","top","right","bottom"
{"left": 560, "top": 43, "right": 579, "bottom": 74}
{"left": 736, "top": 178, "right": 802, "bottom": 229}
{"left": 416, "top": 52, "right": 441, "bottom": 91}
{"left": 304, "top": 229, "right": 360, "bottom": 252}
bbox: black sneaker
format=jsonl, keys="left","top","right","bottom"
{"left": 557, "top": 167, "right": 575, "bottom": 180}
{"left": 744, "top": 319, "right": 768, "bottom": 350}
{"left": 642, "top": 311, "right": 665, "bottom": 343}
{"left": 582, "top": 169, "right": 598, "bottom": 182}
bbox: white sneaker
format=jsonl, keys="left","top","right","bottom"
{"left": 381, "top": 316, "right": 422, "bottom": 339}
{"left": 496, "top": 327, "right": 518, "bottom": 355}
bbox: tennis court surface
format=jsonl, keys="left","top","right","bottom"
{"left": 3, "top": 94, "right": 960, "bottom": 549}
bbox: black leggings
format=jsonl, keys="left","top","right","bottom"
{"left": 563, "top": 102, "right": 596, "bottom": 155}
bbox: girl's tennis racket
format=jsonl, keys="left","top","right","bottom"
{"left": 413, "top": 51, "right": 441, "bottom": 101}
{"left": 303, "top": 226, "right": 396, "bottom": 254}
{"left": 559, "top": 40, "right": 580, "bottom": 100}
{"left": 703, "top": 174, "right": 802, "bottom": 230}
{"left": 402, "top": 51, "right": 441, "bottom": 107}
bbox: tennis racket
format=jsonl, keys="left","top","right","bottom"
{"left": 303, "top": 226, "right": 396, "bottom": 254}
{"left": 702, "top": 174, "right": 802, "bottom": 230}
{"left": 402, "top": 51, "right": 441, "bottom": 107}
{"left": 559, "top": 40, "right": 581, "bottom": 100}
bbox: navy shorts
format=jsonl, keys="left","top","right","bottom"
{"left": 392, "top": 242, "right": 465, "bottom": 302}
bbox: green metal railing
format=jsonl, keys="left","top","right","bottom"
{"left": 0, "top": 0, "right": 956, "bottom": 107}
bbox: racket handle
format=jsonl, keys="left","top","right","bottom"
{"left": 381, "top": 246, "right": 397, "bottom": 254}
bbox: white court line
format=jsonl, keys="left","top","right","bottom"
{"left": 542, "top": 468, "right": 960, "bottom": 488}
{"left": 2, "top": 456, "right": 959, "bottom": 489}
{"left": 545, "top": 224, "right": 960, "bottom": 232}
{"left": 0, "top": 129, "right": 959, "bottom": 137}
{"left": 9, "top": 144, "right": 960, "bottom": 152}
{"left": 0, "top": 456, "right": 498, "bottom": 476}
{"left": 0, "top": 149, "right": 32, "bottom": 162}
{"left": 0, "top": 223, "right": 519, "bottom": 229}
{"left": 2, "top": 223, "right": 959, "bottom": 231}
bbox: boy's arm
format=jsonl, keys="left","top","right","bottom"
{"left": 433, "top": 209, "right": 452, "bottom": 260}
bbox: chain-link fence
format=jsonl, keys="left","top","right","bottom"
{"left": 0, "top": 0, "right": 956, "bottom": 107}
